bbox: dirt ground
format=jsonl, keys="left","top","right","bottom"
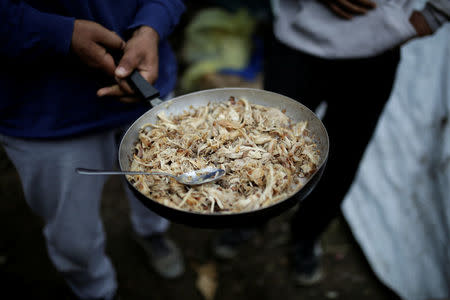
{"left": 0, "top": 146, "right": 400, "bottom": 300}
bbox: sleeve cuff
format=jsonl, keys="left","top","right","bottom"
{"left": 127, "top": 1, "right": 184, "bottom": 40}
{"left": 420, "top": 3, "right": 447, "bottom": 32}
{"left": 25, "top": 7, "right": 75, "bottom": 56}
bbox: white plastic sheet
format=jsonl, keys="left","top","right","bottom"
{"left": 342, "top": 25, "right": 450, "bottom": 300}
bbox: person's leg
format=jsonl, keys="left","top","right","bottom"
{"left": 264, "top": 32, "right": 401, "bottom": 283}
{"left": 116, "top": 125, "right": 184, "bottom": 279}
{"left": 263, "top": 36, "right": 330, "bottom": 284}
{"left": 0, "top": 130, "right": 120, "bottom": 300}
{"left": 126, "top": 191, "right": 184, "bottom": 278}
{"left": 291, "top": 49, "right": 401, "bottom": 246}
{"left": 289, "top": 49, "right": 401, "bottom": 284}
{"left": 127, "top": 192, "right": 169, "bottom": 237}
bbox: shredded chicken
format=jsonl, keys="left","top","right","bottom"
{"left": 128, "top": 97, "right": 321, "bottom": 214}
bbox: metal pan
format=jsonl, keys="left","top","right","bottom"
{"left": 118, "top": 87, "right": 329, "bottom": 228}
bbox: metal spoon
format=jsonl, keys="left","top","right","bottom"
{"left": 75, "top": 166, "right": 225, "bottom": 185}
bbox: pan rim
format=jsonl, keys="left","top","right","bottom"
{"left": 119, "top": 87, "right": 329, "bottom": 217}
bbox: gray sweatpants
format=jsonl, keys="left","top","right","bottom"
{"left": 0, "top": 127, "right": 169, "bottom": 299}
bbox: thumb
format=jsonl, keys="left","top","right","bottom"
{"left": 115, "top": 50, "right": 139, "bottom": 78}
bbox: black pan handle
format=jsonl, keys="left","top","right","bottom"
{"left": 128, "top": 70, "right": 160, "bottom": 101}
{"left": 110, "top": 50, "right": 160, "bottom": 102}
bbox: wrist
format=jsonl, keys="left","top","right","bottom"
{"left": 409, "top": 11, "right": 433, "bottom": 37}
{"left": 133, "top": 26, "right": 159, "bottom": 43}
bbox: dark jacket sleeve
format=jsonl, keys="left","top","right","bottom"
{"left": 0, "top": 0, "right": 75, "bottom": 62}
{"left": 127, "top": 0, "right": 185, "bottom": 40}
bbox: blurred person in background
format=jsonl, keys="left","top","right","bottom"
{"left": 213, "top": 0, "right": 449, "bottom": 287}
{"left": 0, "top": 1, "right": 185, "bottom": 299}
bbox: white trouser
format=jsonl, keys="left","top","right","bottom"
{"left": 0, "top": 127, "right": 169, "bottom": 299}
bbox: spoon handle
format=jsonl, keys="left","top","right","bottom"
{"left": 76, "top": 168, "right": 172, "bottom": 177}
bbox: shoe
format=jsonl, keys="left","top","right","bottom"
{"left": 291, "top": 241, "right": 323, "bottom": 286}
{"left": 212, "top": 228, "right": 257, "bottom": 260}
{"left": 133, "top": 233, "right": 185, "bottom": 279}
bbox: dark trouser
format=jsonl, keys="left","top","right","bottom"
{"left": 263, "top": 35, "right": 400, "bottom": 246}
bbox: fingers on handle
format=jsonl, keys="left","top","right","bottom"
{"left": 89, "top": 43, "right": 117, "bottom": 76}
{"left": 97, "top": 84, "right": 140, "bottom": 103}
{"left": 97, "top": 85, "right": 125, "bottom": 97}
{"left": 115, "top": 77, "right": 135, "bottom": 95}
{"left": 104, "top": 31, "right": 126, "bottom": 51}
{"left": 85, "top": 22, "right": 125, "bottom": 76}
{"left": 97, "top": 81, "right": 135, "bottom": 98}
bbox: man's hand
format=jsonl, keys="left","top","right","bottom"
{"left": 409, "top": 11, "right": 433, "bottom": 37}
{"left": 71, "top": 20, "right": 125, "bottom": 77}
{"left": 320, "top": 0, "right": 376, "bottom": 19}
{"left": 97, "top": 26, "right": 160, "bottom": 103}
